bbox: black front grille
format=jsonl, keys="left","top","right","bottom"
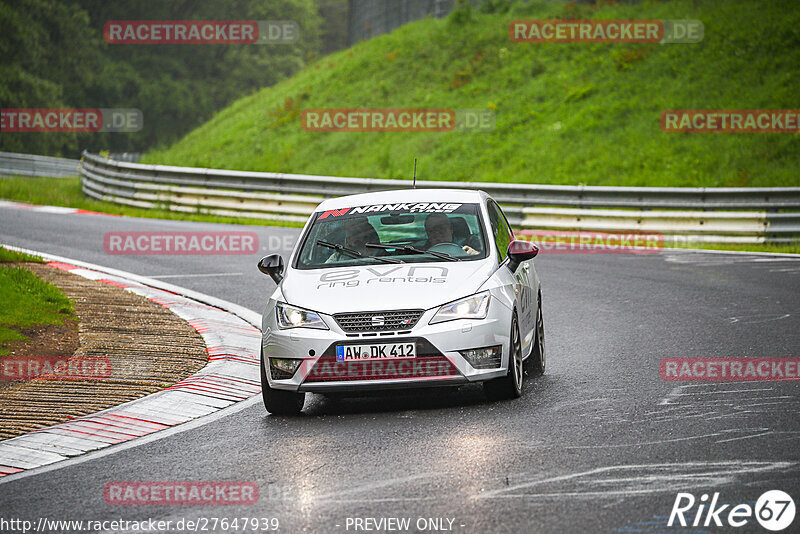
{"left": 334, "top": 310, "right": 424, "bottom": 333}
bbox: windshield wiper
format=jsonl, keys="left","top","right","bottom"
{"left": 366, "top": 242, "right": 460, "bottom": 262}
{"left": 315, "top": 240, "right": 403, "bottom": 264}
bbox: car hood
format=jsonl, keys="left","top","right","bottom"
{"left": 281, "top": 261, "right": 497, "bottom": 315}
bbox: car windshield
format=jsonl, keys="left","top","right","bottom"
{"left": 295, "top": 203, "right": 488, "bottom": 269}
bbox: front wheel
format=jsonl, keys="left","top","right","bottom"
{"left": 260, "top": 350, "right": 305, "bottom": 415}
{"left": 484, "top": 312, "right": 523, "bottom": 400}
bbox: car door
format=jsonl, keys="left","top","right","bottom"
{"left": 487, "top": 200, "right": 536, "bottom": 355}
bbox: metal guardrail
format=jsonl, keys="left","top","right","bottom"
{"left": 79, "top": 151, "right": 800, "bottom": 244}
{"left": 0, "top": 152, "right": 80, "bottom": 178}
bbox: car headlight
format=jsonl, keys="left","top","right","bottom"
{"left": 430, "top": 291, "right": 490, "bottom": 324}
{"left": 275, "top": 302, "right": 328, "bottom": 330}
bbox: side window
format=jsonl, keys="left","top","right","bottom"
{"left": 487, "top": 201, "right": 514, "bottom": 262}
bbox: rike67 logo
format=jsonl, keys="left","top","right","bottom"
{"left": 669, "top": 490, "right": 795, "bottom": 531}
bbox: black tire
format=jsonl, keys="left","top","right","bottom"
{"left": 527, "top": 297, "right": 546, "bottom": 376}
{"left": 260, "top": 350, "right": 305, "bottom": 416}
{"left": 484, "top": 312, "right": 523, "bottom": 400}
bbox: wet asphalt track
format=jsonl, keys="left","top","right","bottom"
{"left": 1, "top": 206, "right": 799, "bottom": 534}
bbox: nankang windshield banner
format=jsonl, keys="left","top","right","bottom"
{"left": 316, "top": 202, "right": 476, "bottom": 220}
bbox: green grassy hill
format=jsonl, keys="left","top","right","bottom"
{"left": 145, "top": 0, "right": 800, "bottom": 187}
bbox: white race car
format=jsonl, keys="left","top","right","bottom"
{"left": 258, "top": 189, "right": 545, "bottom": 414}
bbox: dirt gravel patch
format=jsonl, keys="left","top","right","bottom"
{"left": 0, "top": 321, "right": 79, "bottom": 391}
{"left": 0, "top": 263, "right": 208, "bottom": 440}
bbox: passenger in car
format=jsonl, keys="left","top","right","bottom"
{"left": 325, "top": 219, "right": 380, "bottom": 263}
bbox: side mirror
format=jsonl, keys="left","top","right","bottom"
{"left": 258, "top": 254, "right": 285, "bottom": 284}
{"left": 506, "top": 240, "right": 539, "bottom": 271}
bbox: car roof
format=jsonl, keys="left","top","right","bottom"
{"left": 315, "top": 188, "right": 490, "bottom": 211}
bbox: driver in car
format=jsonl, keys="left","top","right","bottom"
{"left": 325, "top": 218, "right": 379, "bottom": 263}
{"left": 424, "top": 213, "right": 479, "bottom": 255}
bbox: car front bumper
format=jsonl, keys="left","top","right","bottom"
{"left": 262, "top": 299, "right": 512, "bottom": 393}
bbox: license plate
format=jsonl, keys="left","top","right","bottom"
{"left": 336, "top": 342, "right": 416, "bottom": 362}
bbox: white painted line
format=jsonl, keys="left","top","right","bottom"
{"left": 147, "top": 272, "right": 244, "bottom": 279}
{"left": 0, "top": 444, "right": 65, "bottom": 469}
{"left": 474, "top": 461, "right": 797, "bottom": 500}
{"left": 1, "top": 396, "right": 261, "bottom": 485}
{"left": 658, "top": 246, "right": 800, "bottom": 258}
{"left": 28, "top": 206, "right": 80, "bottom": 214}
